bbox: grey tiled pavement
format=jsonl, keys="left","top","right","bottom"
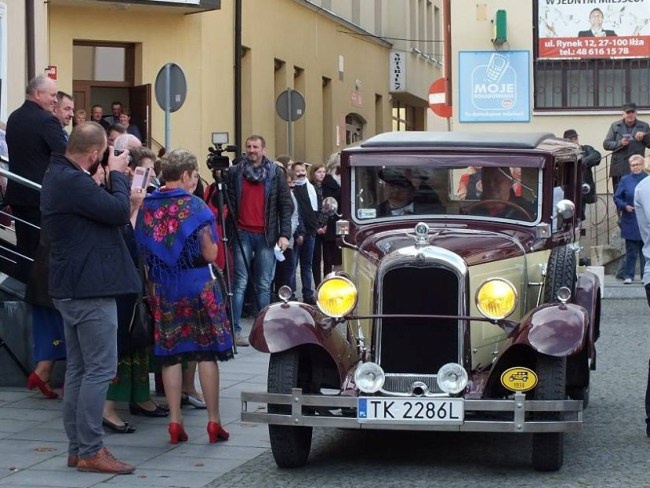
{"left": 0, "top": 319, "right": 271, "bottom": 488}
{"left": 0, "top": 274, "right": 643, "bottom": 487}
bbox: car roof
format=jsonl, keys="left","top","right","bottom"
{"left": 359, "top": 131, "right": 559, "bottom": 150}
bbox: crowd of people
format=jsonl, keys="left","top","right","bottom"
{"left": 2, "top": 74, "right": 342, "bottom": 475}
{"left": 4, "top": 73, "right": 650, "bottom": 472}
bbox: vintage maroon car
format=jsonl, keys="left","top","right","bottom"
{"left": 241, "top": 131, "right": 601, "bottom": 472}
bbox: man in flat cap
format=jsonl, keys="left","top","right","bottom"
{"left": 377, "top": 169, "right": 443, "bottom": 217}
{"left": 564, "top": 129, "right": 601, "bottom": 220}
{"left": 603, "top": 102, "right": 650, "bottom": 192}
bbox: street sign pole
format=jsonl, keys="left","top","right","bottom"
{"left": 165, "top": 64, "right": 171, "bottom": 150}
{"left": 155, "top": 62, "right": 187, "bottom": 151}
{"left": 287, "top": 88, "right": 293, "bottom": 157}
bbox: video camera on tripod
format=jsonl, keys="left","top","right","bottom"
{"left": 207, "top": 132, "right": 238, "bottom": 171}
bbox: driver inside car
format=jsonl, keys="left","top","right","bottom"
{"left": 469, "top": 166, "right": 535, "bottom": 220}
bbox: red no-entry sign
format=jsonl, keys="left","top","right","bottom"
{"left": 428, "top": 78, "right": 452, "bottom": 118}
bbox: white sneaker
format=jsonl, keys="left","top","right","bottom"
{"left": 235, "top": 334, "right": 250, "bottom": 347}
{"left": 623, "top": 278, "right": 632, "bottom": 284}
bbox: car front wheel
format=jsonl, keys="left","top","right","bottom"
{"left": 267, "top": 349, "right": 313, "bottom": 468}
{"left": 532, "top": 354, "right": 566, "bottom": 472}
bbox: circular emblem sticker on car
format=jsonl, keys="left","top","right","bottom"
{"left": 500, "top": 367, "right": 538, "bottom": 392}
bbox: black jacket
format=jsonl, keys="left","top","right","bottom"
{"left": 581, "top": 144, "right": 602, "bottom": 204}
{"left": 321, "top": 174, "right": 341, "bottom": 241}
{"left": 6, "top": 100, "right": 67, "bottom": 207}
{"left": 603, "top": 118, "right": 650, "bottom": 177}
{"left": 225, "top": 157, "right": 293, "bottom": 247}
{"left": 293, "top": 184, "right": 319, "bottom": 235}
{"left": 41, "top": 153, "right": 141, "bottom": 299}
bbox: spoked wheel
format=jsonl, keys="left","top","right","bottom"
{"left": 267, "top": 349, "right": 313, "bottom": 468}
{"left": 532, "top": 354, "right": 566, "bottom": 472}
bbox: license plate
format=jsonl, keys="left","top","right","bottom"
{"left": 358, "top": 397, "right": 464, "bottom": 424}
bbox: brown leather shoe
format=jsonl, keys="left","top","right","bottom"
{"left": 67, "top": 455, "right": 78, "bottom": 467}
{"left": 77, "top": 447, "right": 134, "bottom": 474}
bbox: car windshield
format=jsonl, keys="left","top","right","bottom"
{"left": 351, "top": 157, "right": 541, "bottom": 223}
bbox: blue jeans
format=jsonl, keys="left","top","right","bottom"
{"left": 624, "top": 239, "right": 645, "bottom": 280}
{"left": 53, "top": 297, "right": 118, "bottom": 459}
{"left": 294, "top": 234, "right": 316, "bottom": 300}
{"left": 231, "top": 230, "right": 276, "bottom": 334}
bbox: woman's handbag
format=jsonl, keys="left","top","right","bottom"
{"left": 129, "top": 258, "right": 154, "bottom": 348}
{"left": 129, "top": 297, "right": 154, "bottom": 348}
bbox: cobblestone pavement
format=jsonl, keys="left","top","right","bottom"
{"left": 208, "top": 297, "right": 650, "bottom": 488}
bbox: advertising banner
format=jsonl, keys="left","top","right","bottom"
{"left": 537, "top": 0, "right": 650, "bottom": 59}
{"left": 458, "top": 51, "right": 530, "bottom": 123}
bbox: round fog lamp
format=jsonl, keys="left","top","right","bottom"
{"left": 437, "top": 363, "right": 468, "bottom": 394}
{"left": 354, "top": 362, "right": 385, "bottom": 394}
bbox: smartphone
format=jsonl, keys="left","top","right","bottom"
{"left": 131, "top": 167, "right": 151, "bottom": 190}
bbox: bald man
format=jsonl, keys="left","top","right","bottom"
{"left": 6, "top": 74, "right": 67, "bottom": 281}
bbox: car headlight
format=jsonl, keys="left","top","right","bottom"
{"left": 354, "top": 362, "right": 385, "bottom": 393}
{"left": 316, "top": 276, "right": 358, "bottom": 318}
{"left": 436, "top": 363, "right": 468, "bottom": 394}
{"left": 475, "top": 278, "right": 517, "bottom": 320}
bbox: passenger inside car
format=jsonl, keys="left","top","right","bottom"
{"left": 376, "top": 169, "right": 445, "bottom": 217}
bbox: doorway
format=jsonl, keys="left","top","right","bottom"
{"left": 72, "top": 41, "right": 151, "bottom": 146}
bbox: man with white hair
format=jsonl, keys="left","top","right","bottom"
{"left": 5, "top": 74, "right": 67, "bottom": 282}
{"left": 113, "top": 133, "right": 142, "bottom": 151}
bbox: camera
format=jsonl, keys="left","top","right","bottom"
{"left": 207, "top": 143, "right": 238, "bottom": 171}
{"left": 101, "top": 148, "right": 133, "bottom": 166}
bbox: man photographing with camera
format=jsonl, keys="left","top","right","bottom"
{"left": 41, "top": 121, "right": 141, "bottom": 474}
{"left": 225, "top": 134, "right": 292, "bottom": 346}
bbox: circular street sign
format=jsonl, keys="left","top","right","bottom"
{"left": 276, "top": 89, "right": 306, "bottom": 122}
{"left": 155, "top": 63, "right": 187, "bottom": 113}
{"left": 428, "top": 78, "right": 452, "bottom": 118}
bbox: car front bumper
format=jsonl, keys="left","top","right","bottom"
{"left": 241, "top": 389, "right": 583, "bottom": 433}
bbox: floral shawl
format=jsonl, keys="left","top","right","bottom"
{"left": 135, "top": 187, "right": 218, "bottom": 280}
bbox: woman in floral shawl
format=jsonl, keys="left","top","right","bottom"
{"left": 135, "top": 149, "right": 233, "bottom": 444}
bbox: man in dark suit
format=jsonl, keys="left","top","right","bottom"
{"left": 377, "top": 169, "right": 444, "bottom": 217}
{"left": 578, "top": 8, "right": 617, "bottom": 37}
{"left": 5, "top": 74, "right": 67, "bottom": 282}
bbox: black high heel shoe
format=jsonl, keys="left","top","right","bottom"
{"left": 129, "top": 402, "right": 169, "bottom": 417}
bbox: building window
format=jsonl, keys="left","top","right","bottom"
{"left": 392, "top": 101, "right": 414, "bottom": 131}
{"left": 534, "top": 58, "right": 650, "bottom": 110}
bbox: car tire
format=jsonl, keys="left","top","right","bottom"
{"left": 267, "top": 349, "right": 313, "bottom": 468}
{"left": 532, "top": 354, "right": 566, "bottom": 472}
{"left": 543, "top": 246, "right": 577, "bottom": 303}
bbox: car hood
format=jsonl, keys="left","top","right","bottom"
{"left": 358, "top": 226, "right": 536, "bottom": 265}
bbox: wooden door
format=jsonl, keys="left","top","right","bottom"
{"left": 129, "top": 84, "right": 151, "bottom": 147}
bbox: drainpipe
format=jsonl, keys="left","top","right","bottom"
{"left": 26, "top": 0, "right": 35, "bottom": 80}
{"left": 234, "top": 0, "right": 242, "bottom": 153}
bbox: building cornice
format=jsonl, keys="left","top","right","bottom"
{"left": 294, "top": 0, "right": 392, "bottom": 49}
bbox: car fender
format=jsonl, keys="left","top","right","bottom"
{"left": 575, "top": 270, "right": 601, "bottom": 360}
{"left": 510, "top": 303, "right": 589, "bottom": 357}
{"left": 249, "top": 302, "right": 357, "bottom": 382}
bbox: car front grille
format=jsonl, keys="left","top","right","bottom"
{"left": 377, "top": 265, "right": 461, "bottom": 394}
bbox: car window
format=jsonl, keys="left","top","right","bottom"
{"left": 352, "top": 162, "right": 540, "bottom": 223}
